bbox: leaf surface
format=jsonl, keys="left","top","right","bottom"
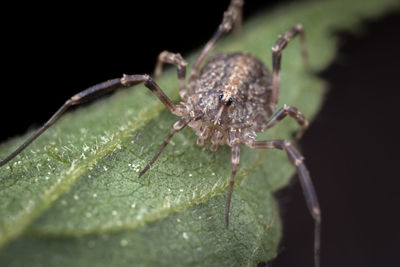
{"left": 0, "top": 0, "right": 398, "bottom": 266}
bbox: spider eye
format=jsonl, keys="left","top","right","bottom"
{"left": 218, "top": 94, "right": 233, "bottom": 106}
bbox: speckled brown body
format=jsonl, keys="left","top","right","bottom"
{"left": 186, "top": 52, "right": 273, "bottom": 151}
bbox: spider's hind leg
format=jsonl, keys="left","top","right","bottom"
{"left": 248, "top": 139, "right": 321, "bottom": 267}
{"left": 189, "top": 0, "right": 244, "bottom": 83}
{"left": 268, "top": 24, "right": 310, "bottom": 114}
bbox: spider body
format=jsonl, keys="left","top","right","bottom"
{"left": 0, "top": 1, "right": 320, "bottom": 266}
{"left": 188, "top": 52, "right": 272, "bottom": 152}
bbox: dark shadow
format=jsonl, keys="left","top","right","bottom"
{"left": 270, "top": 12, "right": 400, "bottom": 267}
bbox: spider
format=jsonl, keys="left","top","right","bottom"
{"left": 0, "top": 0, "right": 320, "bottom": 266}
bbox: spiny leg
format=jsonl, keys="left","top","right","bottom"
{"left": 139, "top": 115, "right": 193, "bottom": 177}
{"left": 154, "top": 51, "right": 189, "bottom": 101}
{"left": 0, "top": 74, "right": 180, "bottom": 167}
{"left": 225, "top": 143, "right": 240, "bottom": 228}
{"left": 268, "top": 24, "right": 309, "bottom": 114}
{"left": 189, "top": 0, "right": 243, "bottom": 82}
{"left": 263, "top": 104, "right": 309, "bottom": 140}
{"left": 248, "top": 139, "right": 321, "bottom": 267}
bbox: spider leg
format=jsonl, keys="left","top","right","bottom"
{"left": 263, "top": 104, "right": 309, "bottom": 140}
{"left": 0, "top": 74, "right": 180, "bottom": 167}
{"left": 248, "top": 139, "right": 321, "bottom": 267}
{"left": 225, "top": 143, "right": 240, "bottom": 228}
{"left": 268, "top": 24, "right": 309, "bottom": 114}
{"left": 154, "top": 51, "right": 189, "bottom": 101}
{"left": 189, "top": 0, "right": 243, "bottom": 83}
{"left": 139, "top": 114, "right": 194, "bottom": 177}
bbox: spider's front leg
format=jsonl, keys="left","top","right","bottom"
{"left": 224, "top": 130, "right": 242, "bottom": 228}
{"left": 0, "top": 74, "right": 182, "bottom": 167}
{"left": 263, "top": 104, "right": 309, "bottom": 141}
{"left": 248, "top": 139, "right": 321, "bottom": 267}
{"left": 138, "top": 109, "right": 203, "bottom": 177}
{"left": 154, "top": 51, "right": 189, "bottom": 101}
{"left": 138, "top": 115, "right": 191, "bottom": 177}
{"left": 225, "top": 143, "right": 240, "bottom": 228}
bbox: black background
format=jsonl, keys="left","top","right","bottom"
{"left": 1, "top": 1, "right": 400, "bottom": 266}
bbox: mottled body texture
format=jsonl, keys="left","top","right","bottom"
{"left": 187, "top": 52, "right": 272, "bottom": 151}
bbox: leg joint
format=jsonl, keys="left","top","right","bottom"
{"left": 142, "top": 74, "right": 152, "bottom": 85}
{"left": 120, "top": 74, "right": 151, "bottom": 86}
{"left": 159, "top": 51, "right": 187, "bottom": 68}
{"left": 294, "top": 23, "right": 304, "bottom": 32}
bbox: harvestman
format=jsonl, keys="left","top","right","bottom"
{"left": 0, "top": 1, "right": 321, "bottom": 266}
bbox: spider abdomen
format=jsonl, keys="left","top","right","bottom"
{"left": 188, "top": 52, "right": 273, "bottom": 149}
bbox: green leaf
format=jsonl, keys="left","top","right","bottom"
{"left": 0, "top": 0, "right": 398, "bottom": 266}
